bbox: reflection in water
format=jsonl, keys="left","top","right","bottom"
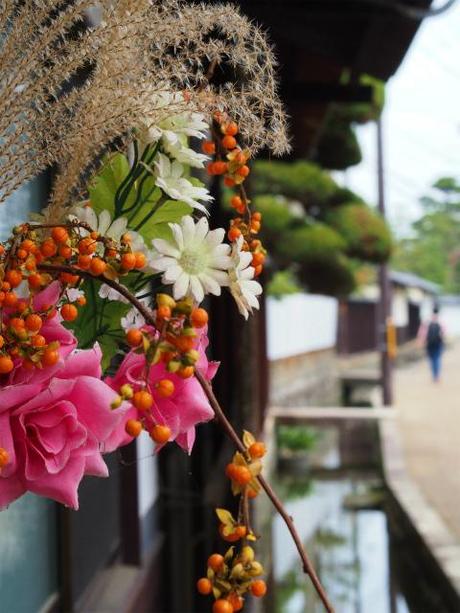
{"left": 272, "top": 478, "right": 410, "bottom": 613}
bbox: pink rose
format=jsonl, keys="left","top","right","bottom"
{"left": 106, "top": 327, "right": 218, "bottom": 453}
{"left": 0, "top": 345, "right": 131, "bottom": 510}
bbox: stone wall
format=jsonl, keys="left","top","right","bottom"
{"left": 269, "top": 347, "right": 340, "bottom": 407}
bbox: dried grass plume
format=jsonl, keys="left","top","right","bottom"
{"left": 0, "top": 0, "right": 290, "bottom": 216}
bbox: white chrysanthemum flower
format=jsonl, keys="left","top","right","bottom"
{"left": 139, "top": 90, "right": 209, "bottom": 167}
{"left": 151, "top": 215, "right": 232, "bottom": 303}
{"left": 121, "top": 307, "right": 146, "bottom": 332}
{"left": 229, "top": 237, "right": 263, "bottom": 320}
{"left": 162, "top": 131, "right": 208, "bottom": 168}
{"left": 154, "top": 154, "right": 213, "bottom": 213}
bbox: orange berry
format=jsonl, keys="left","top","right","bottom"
{"left": 222, "top": 135, "right": 237, "bottom": 150}
{"left": 121, "top": 233, "right": 132, "bottom": 244}
{"left": 213, "top": 599, "right": 233, "bottom": 613}
{"left": 90, "top": 257, "right": 106, "bottom": 276}
{"left": 219, "top": 524, "right": 240, "bottom": 542}
{"left": 233, "top": 465, "right": 252, "bottom": 486}
{"left": 59, "top": 245, "right": 72, "bottom": 259}
{"left": 156, "top": 305, "right": 171, "bottom": 321}
{"left": 78, "top": 238, "right": 96, "bottom": 255}
{"left": 76, "top": 296, "right": 87, "bottom": 307}
{"left": 252, "top": 212, "right": 262, "bottom": 221}
{"left": 230, "top": 195, "right": 243, "bottom": 209}
{"left": 250, "top": 580, "right": 267, "bottom": 598}
{"left": 207, "top": 162, "right": 217, "bottom": 176}
{"left": 237, "top": 165, "right": 250, "bottom": 178}
{"left": 51, "top": 227, "right": 69, "bottom": 243}
{"left": 201, "top": 141, "right": 216, "bottom": 155}
{"left": 25, "top": 314, "right": 42, "bottom": 332}
{"left": 0, "top": 447, "right": 10, "bottom": 467}
{"left": 196, "top": 577, "right": 213, "bottom": 595}
{"left": 155, "top": 379, "right": 175, "bottom": 398}
{"left": 5, "top": 270, "right": 22, "bottom": 288}
{"left": 213, "top": 161, "right": 228, "bottom": 175}
{"left": 0, "top": 356, "right": 14, "bottom": 374}
{"left": 42, "top": 348, "right": 59, "bottom": 367}
{"left": 178, "top": 365, "right": 194, "bottom": 379}
{"left": 227, "top": 594, "right": 243, "bottom": 612}
{"left": 90, "top": 231, "right": 99, "bottom": 240}
{"left": 121, "top": 253, "right": 136, "bottom": 270}
{"left": 60, "top": 272, "right": 80, "bottom": 285}
{"left": 125, "top": 419, "right": 143, "bottom": 438}
{"left": 0, "top": 245, "right": 4, "bottom": 255}
{"left": 133, "top": 390, "right": 153, "bottom": 411}
{"left": 17, "top": 249, "right": 27, "bottom": 260}
{"left": 20, "top": 239, "right": 34, "bottom": 252}
{"left": 207, "top": 554, "right": 224, "bottom": 572}
{"left": 249, "top": 442, "right": 266, "bottom": 459}
{"left": 224, "top": 176, "right": 236, "bottom": 187}
{"left": 106, "top": 249, "right": 117, "bottom": 258}
{"left": 0, "top": 336, "right": 4, "bottom": 349}
{"left": 250, "top": 221, "right": 261, "bottom": 233}
{"left": 224, "top": 121, "right": 238, "bottom": 136}
{"left": 1, "top": 282, "right": 10, "bottom": 291}
{"left": 254, "top": 265, "right": 263, "bottom": 277}
{"left": 28, "top": 273, "right": 43, "bottom": 289}
{"left": 61, "top": 303, "right": 78, "bottom": 322}
{"left": 41, "top": 239, "right": 58, "bottom": 257}
{"left": 3, "top": 292, "right": 18, "bottom": 308}
{"left": 134, "top": 252, "right": 146, "bottom": 269}
{"left": 25, "top": 259, "right": 36, "bottom": 272}
{"left": 77, "top": 254, "right": 92, "bottom": 269}
{"left": 227, "top": 227, "right": 242, "bottom": 242}
{"left": 126, "top": 328, "right": 143, "bottom": 347}
{"left": 9, "top": 317, "right": 24, "bottom": 330}
{"left": 32, "top": 335, "right": 46, "bottom": 347}
{"left": 225, "top": 463, "right": 239, "bottom": 479}
{"left": 191, "top": 307, "right": 208, "bottom": 328}
{"left": 150, "top": 424, "right": 171, "bottom": 444}
{"left": 251, "top": 252, "right": 265, "bottom": 267}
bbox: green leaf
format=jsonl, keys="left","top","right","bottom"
{"left": 134, "top": 199, "right": 192, "bottom": 243}
{"left": 89, "top": 153, "right": 132, "bottom": 217}
{"left": 65, "top": 279, "right": 130, "bottom": 372}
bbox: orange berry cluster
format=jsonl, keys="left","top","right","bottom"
{"left": 198, "top": 432, "right": 267, "bottom": 611}
{"left": 202, "top": 115, "right": 267, "bottom": 278}
{"left": 197, "top": 546, "right": 267, "bottom": 612}
{"left": 0, "top": 220, "right": 148, "bottom": 374}
{"left": 119, "top": 294, "right": 209, "bottom": 443}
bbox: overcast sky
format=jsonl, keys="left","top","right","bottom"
{"left": 340, "top": 1, "right": 460, "bottom": 237}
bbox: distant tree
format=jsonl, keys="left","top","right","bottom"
{"left": 392, "top": 177, "right": 460, "bottom": 293}
{"left": 251, "top": 160, "right": 392, "bottom": 297}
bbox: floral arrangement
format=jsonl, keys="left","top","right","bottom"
{"left": 0, "top": 2, "right": 333, "bottom": 612}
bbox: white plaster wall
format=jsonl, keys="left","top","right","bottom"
{"left": 267, "top": 294, "right": 338, "bottom": 360}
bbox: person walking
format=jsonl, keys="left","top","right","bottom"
{"left": 418, "top": 307, "right": 445, "bottom": 382}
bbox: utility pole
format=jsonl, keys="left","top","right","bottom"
{"left": 377, "top": 116, "right": 393, "bottom": 406}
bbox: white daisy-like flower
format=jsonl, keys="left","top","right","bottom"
{"left": 154, "top": 153, "right": 213, "bottom": 213}
{"left": 98, "top": 283, "right": 130, "bottom": 304}
{"left": 228, "top": 237, "right": 263, "bottom": 320}
{"left": 121, "top": 306, "right": 146, "bottom": 332}
{"left": 151, "top": 215, "right": 232, "bottom": 303}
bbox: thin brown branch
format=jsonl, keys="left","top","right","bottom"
{"left": 194, "top": 369, "right": 335, "bottom": 613}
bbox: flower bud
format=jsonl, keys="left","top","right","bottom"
{"left": 120, "top": 384, "right": 133, "bottom": 399}
{"left": 110, "top": 395, "right": 123, "bottom": 410}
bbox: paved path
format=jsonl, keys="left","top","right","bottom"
{"left": 394, "top": 341, "right": 460, "bottom": 541}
